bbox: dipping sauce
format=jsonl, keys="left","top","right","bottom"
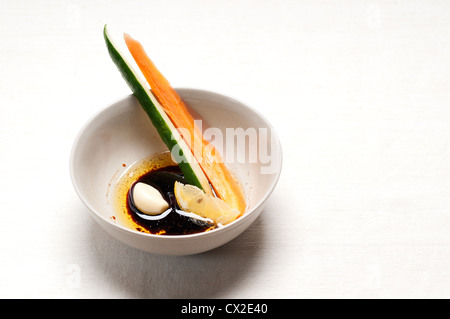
{"left": 113, "top": 152, "right": 216, "bottom": 235}
{"left": 127, "top": 165, "right": 215, "bottom": 235}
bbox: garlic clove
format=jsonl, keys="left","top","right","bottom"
{"left": 132, "top": 182, "right": 169, "bottom": 215}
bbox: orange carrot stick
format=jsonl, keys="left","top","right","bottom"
{"left": 124, "top": 34, "right": 246, "bottom": 214}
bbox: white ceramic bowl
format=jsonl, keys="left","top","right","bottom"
{"left": 70, "top": 88, "right": 282, "bottom": 255}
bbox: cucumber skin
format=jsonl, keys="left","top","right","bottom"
{"left": 103, "top": 26, "right": 204, "bottom": 190}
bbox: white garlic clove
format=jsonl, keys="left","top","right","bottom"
{"left": 132, "top": 182, "right": 169, "bottom": 215}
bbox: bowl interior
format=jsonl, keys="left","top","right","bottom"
{"left": 71, "top": 89, "right": 282, "bottom": 233}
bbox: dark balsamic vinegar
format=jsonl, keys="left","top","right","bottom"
{"left": 126, "top": 165, "right": 215, "bottom": 235}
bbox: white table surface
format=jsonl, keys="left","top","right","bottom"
{"left": 1, "top": 0, "right": 450, "bottom": 299}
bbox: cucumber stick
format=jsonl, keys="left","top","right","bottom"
{"left": 103, "top": 25, "right": 212, "bottom": 195}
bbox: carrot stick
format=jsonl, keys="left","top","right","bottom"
{"left": 124, "top": 34, "right": 246, "bottom": 214}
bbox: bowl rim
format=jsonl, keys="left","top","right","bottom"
{"left": 69, "top": 87, "right": 283, "bottom": 240}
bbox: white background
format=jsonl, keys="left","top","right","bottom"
{"left": 1, "top": 0, "right": 450, "bottom": 298}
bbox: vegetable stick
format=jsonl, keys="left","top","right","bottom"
{"left": 124, "top": 34, "right": 246, "bottom": 214}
